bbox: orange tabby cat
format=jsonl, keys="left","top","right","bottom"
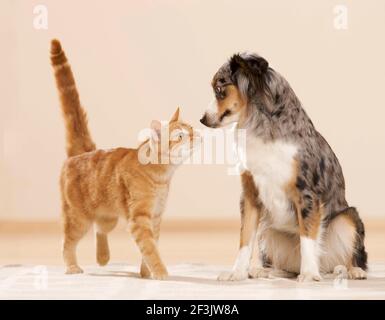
{"left": 50, "top": 39, "right": 197, "bottom": 280}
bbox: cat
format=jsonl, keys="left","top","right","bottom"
{"left": 50, "top": 39, "right": 198, "bottom": 280}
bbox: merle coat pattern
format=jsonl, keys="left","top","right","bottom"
{"left": 201, "top": 53, "right": 367, "bottom": 281}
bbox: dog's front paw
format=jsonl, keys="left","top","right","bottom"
{"left": 297, "top": 272, "right": 322, "bottom": 282}
{"left": 218, "top": 270, "right": 248, "bottom": 281}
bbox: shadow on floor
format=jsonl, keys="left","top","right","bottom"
{"left": 87, "top": 270, "right": 295, "bottom": 286}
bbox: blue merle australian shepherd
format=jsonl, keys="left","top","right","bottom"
{"left": 200, "top": 53, "right": 367, "bottom": 281}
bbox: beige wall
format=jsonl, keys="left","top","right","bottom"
{"left": 2, "top": 0, "right": 385, "bottom": 220}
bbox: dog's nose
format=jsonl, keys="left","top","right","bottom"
{"left": 200, "top": 114, "right": 207, "bottom": 126}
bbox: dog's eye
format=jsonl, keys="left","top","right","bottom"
{"left": 215, "top": 86, "right": 226, "bottom": 100}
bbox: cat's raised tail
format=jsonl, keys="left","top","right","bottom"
{"left": 50, "top": 39, "right": 96, "bottom": 157}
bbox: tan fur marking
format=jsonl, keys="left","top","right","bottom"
{"left": 306, "top": 206, "right": 322, "bottom": 239}
{"left": 240, "top": 198, "right": 257, "bottom": 247}
{"left": 240, "top": 172, "right": 261, "bottom": 247}
{"left": 285, "top": 160, "right": 322, "bottom": 239}
{"left": 218, "top": 85, "right": 246, "bottom": 113}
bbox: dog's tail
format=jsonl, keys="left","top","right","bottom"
{"left": 50, "top": 39, "right": 96, "bottom": 157}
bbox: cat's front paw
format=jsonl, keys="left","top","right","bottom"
{"left": 218, "top": 270, "right": 248, "bottom": 281}
{"left": 140, "top": 264, "right": 151, "bottom": 279}
{"left": 151, "top": 267, "right": 168, "bottom": 280}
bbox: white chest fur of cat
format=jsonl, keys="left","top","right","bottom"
{"left": 241, "top": 136, "right": 299, "bottom": 232}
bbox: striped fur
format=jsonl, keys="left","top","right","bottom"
{"left": 51, "top": 40, "right": 197, "bottom": 279}
{"left": 50, "top": 39, "right": 95, "bottom": 157}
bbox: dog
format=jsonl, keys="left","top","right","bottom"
{"left": 200, "top": 53, "right": 367, "bottom": 281}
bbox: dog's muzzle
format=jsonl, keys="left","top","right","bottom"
{"left": 200, "top": 114, "right": 217, "bottom": 128}
{"left": 200, "top": 114, "right": 208, "bottom": 126}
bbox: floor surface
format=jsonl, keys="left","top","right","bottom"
{"left": 0, "top": 220, "right": 384, "bottom": 299}
{"left": 1, "top": 263, "right": 385, "bottom": 299}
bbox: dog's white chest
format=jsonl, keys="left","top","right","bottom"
{"left": 241, "top": 137, "right": 298, "bottom": 231}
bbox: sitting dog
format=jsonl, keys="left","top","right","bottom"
{"left": 200, "top": 53, "right": 367, "bottom": 281}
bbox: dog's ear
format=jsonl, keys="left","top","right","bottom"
{"left": 229, "top": 54, "right": 248, "bottom": 75}
{"left": 230, "top": 54, "right": 269, "bottom": 77}
{"left": 248, "top": 56, "right": 269, "bottom": 75}
{"left": 229, "top": 54, "right": 274, "bottom": 115}
{"left": 229, "top": 54, "right": 269, "bottom": 99}
{"left": 229, "top": 54, "right": 254, "bottom": 98}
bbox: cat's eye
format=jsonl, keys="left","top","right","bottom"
{"left": 174, "top": 129, "right": 188, "bottom": 141}
{"left": 215, "top": 86, "right": 221, "bottom": 93}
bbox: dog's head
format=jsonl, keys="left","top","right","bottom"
{"left": 200, "top": 53, "right": 271, "bottom": 128}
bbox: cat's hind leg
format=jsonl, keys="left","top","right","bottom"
{"left": 63, "top": 207, "right": 92, "bottom": 274}
{"left": 95, "top": 215, "right": 118, "bottom": 266}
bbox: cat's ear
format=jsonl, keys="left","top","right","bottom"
{"left": 150, "top": 120, "right": 161, "bottom": 139}
{"left": 169, "top": 107, "right": 180, "bottom": 123}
